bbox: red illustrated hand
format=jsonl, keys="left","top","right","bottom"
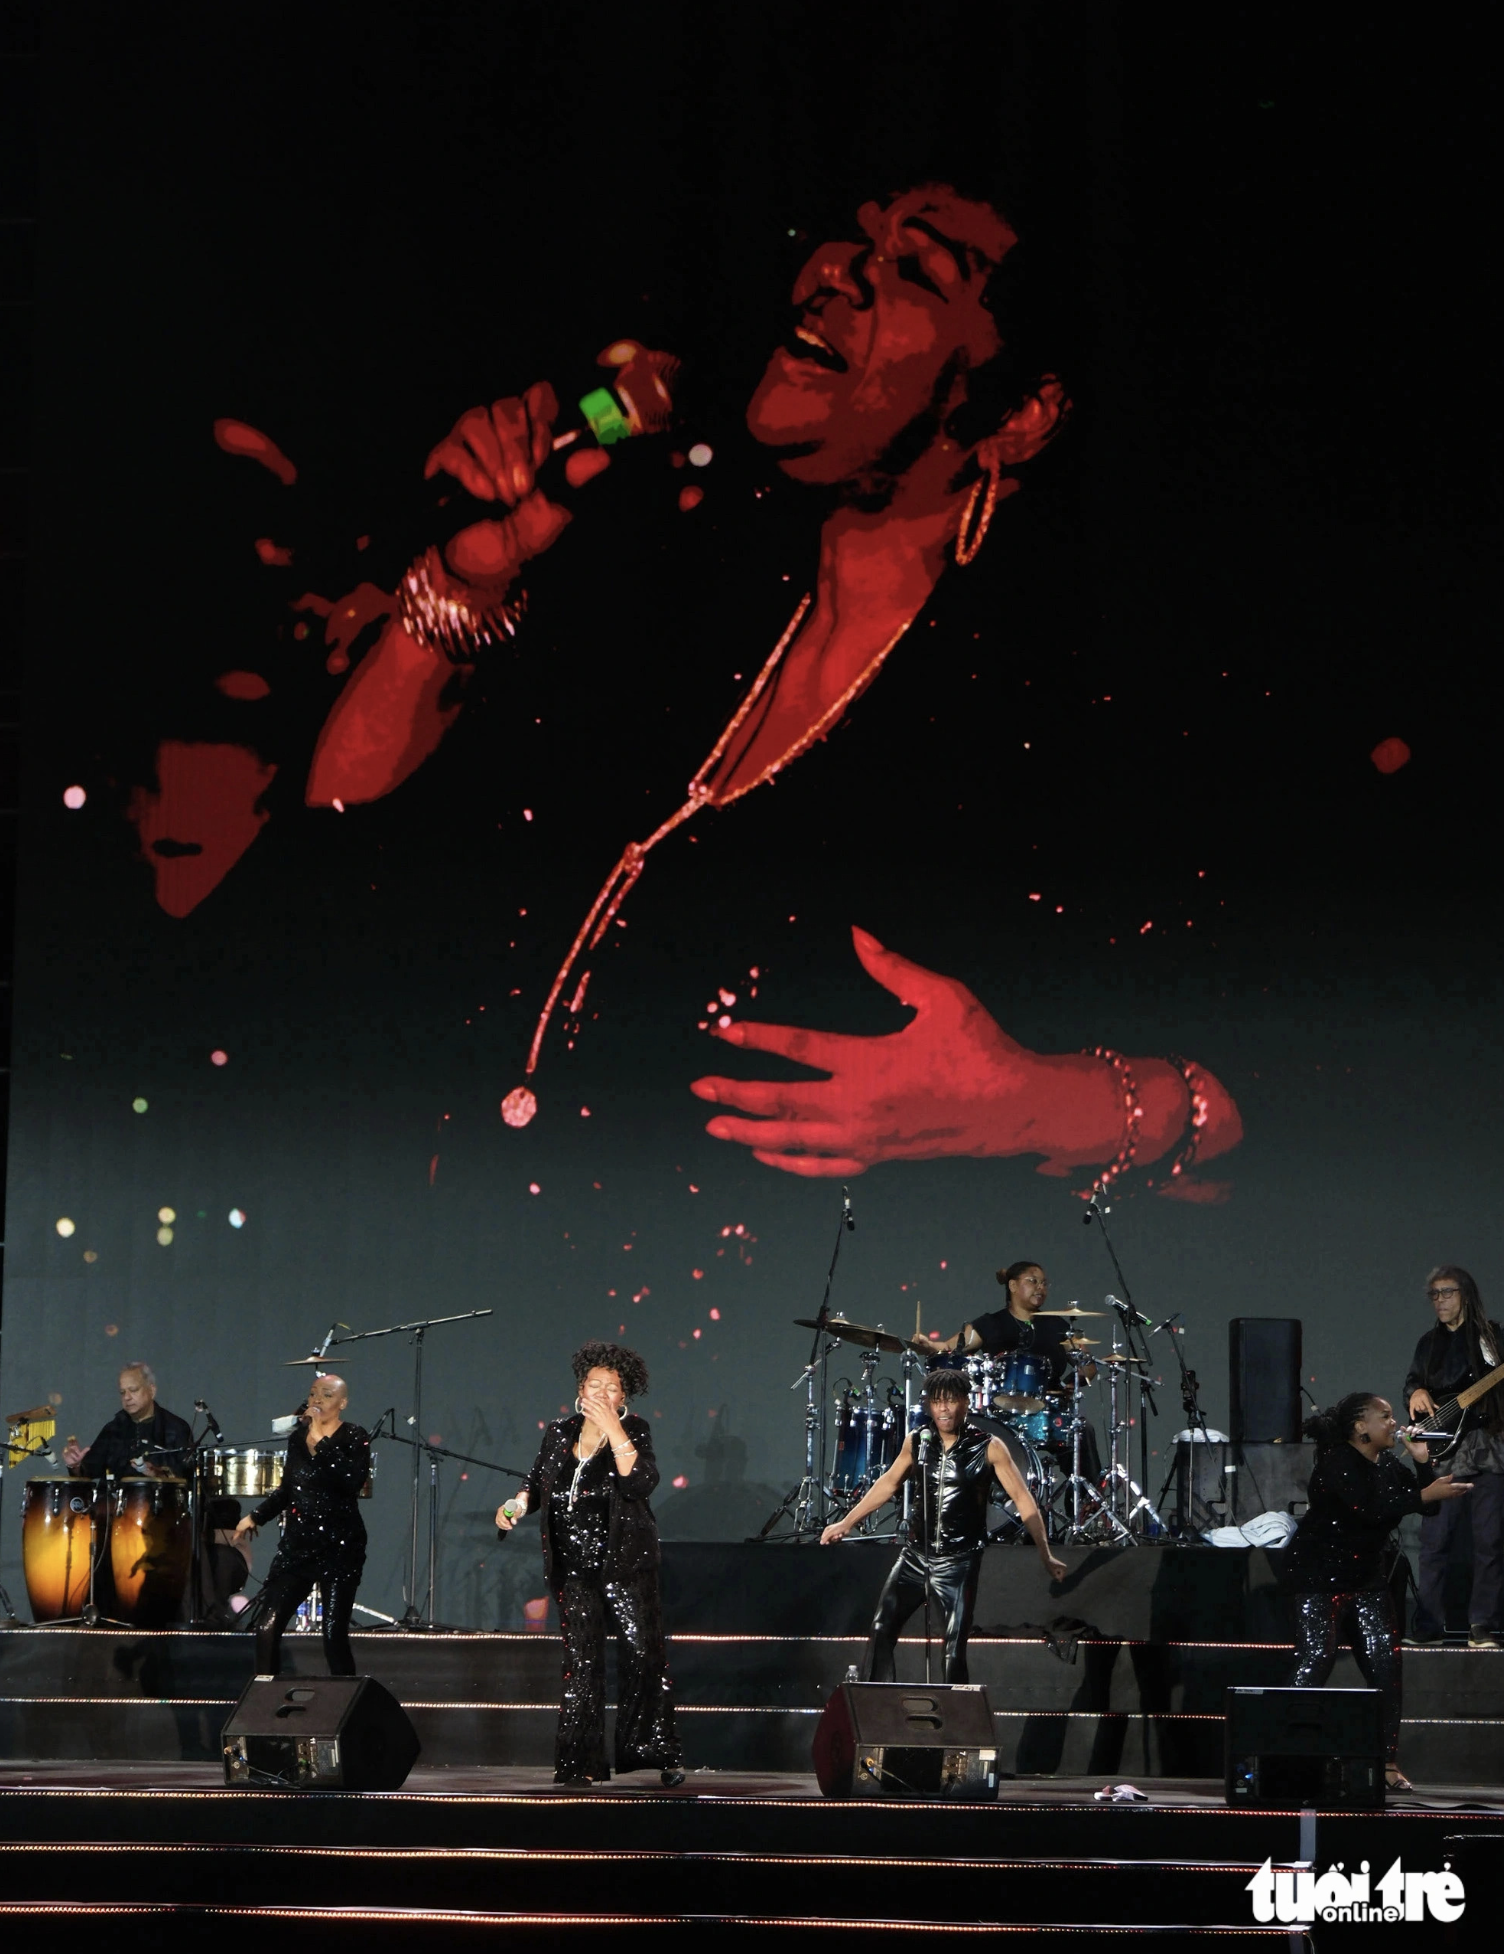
{"left": 691, "top": 926, "right": 1104, "bottom": 1177}
{"left": 690, "top": 927, "right": 1240, "bottom": 1185}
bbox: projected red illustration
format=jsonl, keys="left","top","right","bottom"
{"left": 146, "top": 184, "right": 1242, "bottom": 1198}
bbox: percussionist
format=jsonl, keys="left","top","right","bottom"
{"left": 234, "top": 1374, "right": 370, "bottom": 1677}
{"left": 63, "top": 1363, "right": 193, "bottom": 1479}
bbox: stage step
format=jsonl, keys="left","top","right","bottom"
{"left": 2, "top": 1625, "right": 1499, "bottom": 1782}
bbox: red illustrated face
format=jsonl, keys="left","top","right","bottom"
{"left": 747, "top": 184, "right": 1016, "bottom": 486}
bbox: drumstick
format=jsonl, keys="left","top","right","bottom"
{"left": 915, "top": 1301, "right": 922, "bottom": 1338}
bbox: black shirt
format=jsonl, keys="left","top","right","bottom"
{"left": 76, "top": 1405, "right": 193, "bottom": 1479}
{"left": 252, "top": 1421, "right": 370, "bottom": 1572}
{"left": 968, "top": 1308, "right": 1078, "bottom": 1389}
{"left": 1282, "top": 1445, "right": 1425, "bottom": 1593}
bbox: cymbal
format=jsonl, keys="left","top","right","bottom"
{"left": 792, "top": 1316, "right": 909, "bottom": 1355}
{"left": 994, "top": 1392, "right": 1048, "bottom": 1413}
{"left": 1064, "top": 1336, "right": 1101, "bottom": 1347}
{"left": 1098, "top": 1353, "right": 1149, "bottom": 1366}
{"left": 1037, "top": 1307, "right": 1103, "bottom": 1318}
{"left": 282, "top": 1354, "right": 360, "bottom": 1367}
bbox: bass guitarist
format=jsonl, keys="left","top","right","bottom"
{"left": 1403, "top": 1265, "right": 1504, "bottom": 1649}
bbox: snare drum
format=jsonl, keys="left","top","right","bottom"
{"left": 21, "top": 1478, "right": 104, "bottom": 1622}
{"left": 110, "top": 1477, "right": 192, "bottom": 1625}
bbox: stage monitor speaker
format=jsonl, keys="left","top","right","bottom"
{"left": 812, "top": 1682, "right": 999, "bottom": 1801}
{"left": 1224, "top": 1687, "right": 1384, "bottom": 1810}
{"left": 222, "top": 1675, "right": 420, "bottom": 1790}
{"left": 1229, "top": 1318, "right": 1302, "bottom": 1443}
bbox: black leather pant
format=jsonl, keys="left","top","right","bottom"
{"left": 1288, "top": 1586, "right": 1402, "bottom": 1761}
{"left": 554, "top": 1570, "right": 681, "bottom": 1781}
{"left": 254, "top": 1560, "right": 362, "bottom": 1677}
{"left": 866, "top": 1545, "right": 982, "bottom": 1685}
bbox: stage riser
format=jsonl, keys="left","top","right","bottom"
{"left": 3, "top": 1626, "right": 1499, "bottom": 1783}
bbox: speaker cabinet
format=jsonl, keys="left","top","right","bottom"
{"left": 1229, "top": 1318, "right": 1302, "bottom": 1443}
{"left": 1224, "top": 1687, "right": 1384, "bottom": 1809}
{"left": 222, "top": 1676, "right": 420, "bottom": 1790}
{"left": 812, "top": 1682, "right": 999, "bottom": 1801}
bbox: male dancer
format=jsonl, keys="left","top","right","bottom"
{"left": 821, "top": 1369, "right": 1066, "bottom": 1682}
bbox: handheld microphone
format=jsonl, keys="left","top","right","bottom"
{"left": 194, "top": 1399, "right": 224, "bottom": 1442}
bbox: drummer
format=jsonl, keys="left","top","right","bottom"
{"left": 63, "top": 1364, "right": 193, "bottom": 1480}
{"left": 914, "top": 1261, "right": 1101, "bottom": 1476}
{"left": 914, "top": 1262, "right": 1089, "bottom": 1383}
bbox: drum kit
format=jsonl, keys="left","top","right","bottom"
{"left": 759, "top": 1300, "right": 1169, "bottom": 1547}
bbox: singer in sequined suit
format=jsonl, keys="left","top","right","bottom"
{"left": 499, "top": 1342, "right": 683, "bottom": 1787}
{"left": 235, "top": 1373, "right": 370, "bottom": 1678}
{"left": 1284, "top": 1391, "right": 1470, "bottom": 1789}
{"left": 822, "top": 1369, "right": 1066, "bottom": 1683}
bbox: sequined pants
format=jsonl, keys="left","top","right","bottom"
{"left": 554, "top": 1570, "right": 681, "bottom": 1780}
{"left": 865, "top": 1546, "right": 982, "bottom": 1685}
{"left": 254, "top": 1559, "right": 362, "bottom": 1677}
{"left": 1288, "top": 1586, "right": 1402, "bottom": 1761}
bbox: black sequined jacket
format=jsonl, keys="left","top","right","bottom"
{"left": 1283, "top": 1444, "right": 1425, "bottom": 1593}
{"left": 252, "top": 1421, "right": 370, "bottom": 1571}
{"left": 523, "top": 1412, "right": 661, "bottom": 1588}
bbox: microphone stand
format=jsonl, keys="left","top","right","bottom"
{"left": 1083, "top": 1196, "right": 1165, "bottom": 1536}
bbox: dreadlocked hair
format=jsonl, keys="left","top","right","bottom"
{"left": 1302, "top": 1393, "right": 1380, "bottom": 1453}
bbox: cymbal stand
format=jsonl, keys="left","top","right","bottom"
{"left": 755, "top": 1190, "right": 853, "bottom": 1541}
{"left": 1057, "top": 1359, "right": 1132, "bottom": 1547}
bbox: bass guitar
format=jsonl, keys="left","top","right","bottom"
{"left": 1405, "top": 1360, "right": 1504, "bottom": 1465}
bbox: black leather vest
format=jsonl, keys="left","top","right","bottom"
{"left": 912, "top": 1423, "right": 993, "bottom": 1556}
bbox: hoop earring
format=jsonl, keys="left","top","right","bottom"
{"left": 574, "top": 1397, "right": 584, "bottom": 1416}
{"left": 955, "top": 464, "right": 1001, "bottom": 567}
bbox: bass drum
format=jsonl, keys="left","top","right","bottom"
{"left": 110, "top": 1477, "right": 192, "bottom": 1626}
{"left": 22, "top": 1478, "right": 105, "bottom": 1622}
{"left": 971, "top": 1416, "right": 1054, "bottom": 1540}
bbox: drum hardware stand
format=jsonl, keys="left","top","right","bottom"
{"left": 754, "top": 1189, "right": 855, "bottom": 1542}
{"left": 1053, "top": 1362, "right": 1131, "bottom": 1547}
{"left": 1082, "top": 1194, "right": 1167, "bottom": 1538}
{"left": 290, "top": 1309, "right": 493, "bottom": 1629}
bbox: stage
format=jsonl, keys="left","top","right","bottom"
{"left": 2, "top": 1543, "right": 1502, "bottom": 1942}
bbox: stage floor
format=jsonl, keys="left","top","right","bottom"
{"left": 2, "top": 1756, "right": 1501, "bottom": 1948}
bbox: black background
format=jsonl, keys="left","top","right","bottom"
{"left": 2, "top": 4, "right": 1498, "bottom": 1623}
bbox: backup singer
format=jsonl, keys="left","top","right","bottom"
{"left": 234, "top": 1374, "right": 370, "bottom": 1677}
{"left": 497, "top": 1342, "right": 683, "bottom": 1788}
{"left": 1402, "top": 1265, "right": 1504, "bottom": 1649}
{"left": 821, "top": 1368, "right": 1067, "bottom": 1683}
{"left": 1284, "top": 1392, "right": 1468, "bottom": 1791}
{"left": 63, "top": 1363, "right": 192, "bottom": 1479}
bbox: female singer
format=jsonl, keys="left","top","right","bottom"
{"left": 1285, "top": 1392, "right": 1469, "bottom": 1791}
{"left": 497, "top": 1341, "right": 683, "bottom": 1787}
{"left": 234, "top": 1373, "right": 370, "bottom": 1677}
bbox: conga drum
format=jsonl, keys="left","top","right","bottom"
{"left": 22, "top": 1478, "right": 103, "bottom": 1622}
{"left": 110, "top": 1477, "right": 192, "bottom": 1625}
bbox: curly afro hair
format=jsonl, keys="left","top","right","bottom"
{"left": 571, "top": 1340, "right": 650, "bottom": 1401}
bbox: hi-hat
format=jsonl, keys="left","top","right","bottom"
{"left": 1037, "top": 1306, "right": 1103, "bottom": 1319}
{"left": 792, "top": 1316, "right": 910, "bottom": 1354}
{"left": 1098, "top": 1353, "right": 1149, "bottom": 1366}
{"left": 283, "top": 1355, "right": 360, "bottom": 1367}
{"left": 1064, "top": 1336, "right": 1101, "bottom": 1347}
